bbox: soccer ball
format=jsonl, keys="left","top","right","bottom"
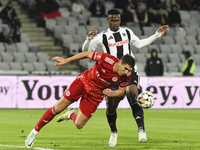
{"left": 137, "top": 91, "right": 155, "bottom": 109}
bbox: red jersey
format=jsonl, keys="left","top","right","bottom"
{"left": 79, "top": 52, "right": 132, "bottom": 101}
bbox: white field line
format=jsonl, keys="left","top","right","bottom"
{"left": 0, "top": 144, "right": 58, "bottom": 150}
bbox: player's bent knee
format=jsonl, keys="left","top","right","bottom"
{"left": 74, "top": 122, "right": 84, "bottom": 129}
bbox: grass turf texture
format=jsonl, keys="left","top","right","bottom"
{"left": 0, "top": 109, "right": 200, "bottom": 150}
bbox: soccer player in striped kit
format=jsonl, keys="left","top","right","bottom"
{"left": 82, "top": 9, "right": 168, "bottom": 147}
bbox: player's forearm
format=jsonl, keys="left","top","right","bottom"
{"left": 82, "top": 37, "right": 91, "bottom": 52}
{"left": 135, "top": 32, "right": 161, "bottom": 49}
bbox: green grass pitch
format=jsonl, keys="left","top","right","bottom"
{"left": 0, "top": 109, "right": 200, "bottom": 150}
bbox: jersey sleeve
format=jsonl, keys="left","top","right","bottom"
{"left": 92, "top": 51, "right": 104, "bottom": 61}
{"left": 126, "top": 28, "right": 140, "bottom": 46}
{"left": 119, "top": 71, "right": 132, "bottom": 88}
{"left": 88, "top": 32, "right": 103, "bottom": 51}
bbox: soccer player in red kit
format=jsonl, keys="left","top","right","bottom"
{"left": 25, "top": 51, "right": 135, "bottom": 148}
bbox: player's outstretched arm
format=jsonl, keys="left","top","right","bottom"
{"left": 135, "top": 25, "right": 169, "bottom": 49}
{"left": 103, "top": 87, "right": 126, "bottom": 97}
{"left": 82, "top": 26, "right": 97, "bottom": 52}
{"left": 51, "top": 52, "right": 93, "bottom": 66}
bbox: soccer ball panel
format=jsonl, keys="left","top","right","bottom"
{"left": 137, "top": 91, "right": 155, "bottom": 109}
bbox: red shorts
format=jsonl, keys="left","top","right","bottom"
{"left": 63, "top": 78, "right": 99, "bottom": 118}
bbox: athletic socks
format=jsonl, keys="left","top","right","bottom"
{"left": 106, "top": 111, "right": 117, "bottom": 132}
{"left": 70, "top": 112, "right": 77, "bottom": 123}
{"left": 131, "top": 103, "right": 145, "bottom": 131}
{"left": 34, "top": 107, "right": 57, "bottom": 132}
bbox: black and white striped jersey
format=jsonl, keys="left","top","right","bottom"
{"left": 88, "top": 27, "right": 140, "bottom": 59}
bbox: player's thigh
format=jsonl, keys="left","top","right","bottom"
{"left": 54, "top": 96, "right": 73, "bottom": 113}
{"left": 75, "top": 109, "right": 90, "bottom": 128}
{"left": 126, "top": 84, "right": 139, "bottom": 106}
{"left": 105, "top": 96, "right": 122, "bottom": 112}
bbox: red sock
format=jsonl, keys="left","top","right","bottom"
{"left": 34, "top": 107, "right": 57, "bottom": 132}
{"left": 70, "top": 112, "right": 77, "bottom": 124}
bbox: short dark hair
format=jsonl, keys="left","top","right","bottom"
{"left": 121, "top": 54, "right": 135, "bottom": 68}
{"left": 107, "top": 9, "right": 120, "bottom": 16}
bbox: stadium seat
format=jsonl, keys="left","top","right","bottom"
{"left": 67, "top": 17, "right": 79, "bottom": 26}
{"left": 179, "top": 54, "right": 185, "bottom": 63}
{"left": 9, "top": 62, "right": 23, "bottom": 71}
{"left": 179, "top": 10, "right": 191, "bottom": 21}
{"left": 185, "top": 36, "right": 198, "bottom": 45}
{"left": 148, "top": 44, "right": 160, "bottom": 53}
{"left": 174, "top": 36, "right": 187, "bottom": 45}
{"left": 16, "top": 43, "right": 29, "bottom": 52}
{"left": 22, "top": 62, "right": 34, "bottom": 72}
{"left": 136, "top": 62, "right": 145, "bottom": 72}
{"left": 169, "top": 44, "right": 183, "bottom": 54}
{"left": 99, "top": 17, "right": 108, "bottom": 26}
{"left": 193, "top": 54, "right": 200, "bottom": 65}
{"left": 28, "top": 42, "right": 40, "bottom": 52}
{"left": 1, "top": 52, "right": 14, "bottom": 62}
{"left": 24, "top": 52, "right": 38, "bottom": 62}
{"left": 177, "top": 63, "right": 184, "bottom": 71}
{"left": 168, "top": 54, "right": 181, "bottom": 63}
{"left": 69, "top": 43, "right": 80, "bottom": 56}
{"left": 45, "top": 18, "right": 56, "bottom": 31}
{"left": 64, "top": 26, "right": 76, "bottom": 35}
{"left": 76, "top": 26, "right": 87, "bottom": 37}
{"left": 0, "top": 43, "right": 5, "bottom": 52}
{"left": 62, "top": 34, "right": 74, "bottom": 48}
{"left": 72, "top": 35, "right": 85, "bottom": 44}
{"left": 13, "top": 52, "right": 26, "bottom": 62}
{"left": 46, "top": 60, "right": 59, "bottom": 71}
{"left": 182, "top": 45, "right": 195, "bottom": 54}
{"left": 1, "top": 24, "right": 10, "bottom": 38}
{"left": 36, "top": 52, "right": 50, "bottom": 62}
{"left": 194, "top": 45, "right": 200, "bottom": 54}
{"left": 21, "top": 33, "right": 31, "bottom": 44}
{"left": 0, "top": 62, "right": 10, "bottom": 71}
{"left": 143, "top": 27, "right": 155, "bottom": 35}
{"left": 55, "top": 16, "right": 67, "bottom": 27}
{"left": 185, "top": 27, "right": 198, "bottom": 37}
{"left": 166, "top": 63, "right": 179, "bottom": 72}
{"left": 134, "top": 53, "right": 146, "bottom": 63}
{"left": 59, "top": 8, "right": 70, "bottom": 18}
{"left": 89, "top": 17, "right": 101, "bottom": 26}
{"left": 157, "top": 53, "right": 169, "bottom": 63}
{"left": 153, "top": 36, "right": 163, "bottom": 45}
{"left": 159, "top": 44, "right": 172, "bottom": 54}
{"left": 33, "top": 62, "right": 47, "bottom": 71}
{"left": 136, "top": 46, "right": 149, "bottom": 54}
{"left": 166, "top": 27, "right": 176, "bottom": 36}
{"left": 130, "top": 26, "right": 142, "bottom": 36}
{"left": 54, "top": 25, "right": 65, "bottom": 39}
{"left": 163, "top": 36, "right": 175, "bottom": 44}
{"left": 4, "top": 43, "right": 17, "bottom": 52}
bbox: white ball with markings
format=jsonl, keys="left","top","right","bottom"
{"left": 137, "top": 91, "right": 155, "bottom": 109}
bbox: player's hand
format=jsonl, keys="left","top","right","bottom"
{"left": 87, "top": 26, "right": 97, "bottom": 39}
{"left": 157, "top": 25, "right": 169, "bottom": 35}
{"left": 51, "top": 57, "right": 67, "bottom": 66}
{"left": 103, "top": 88, "right": 112, "bottom": 97}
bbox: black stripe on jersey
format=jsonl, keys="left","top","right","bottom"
{"left": 126, "top": 29, "right": 131, "bottom": 55}
{"left": 113, "top": 32, "right": 123, "bottom": 59}
{"left": 103, "top": 34, "right": 110, "bottom": 54}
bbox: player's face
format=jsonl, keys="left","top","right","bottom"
{"left": 118, "top": 63, "right": 132, "bottom": 76}
{"left": 107, "top": 14, "right": 121, "bottom": 31}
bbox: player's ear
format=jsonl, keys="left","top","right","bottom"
{"left": 107, "top": 17, "right": 109, "bottom": 23}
